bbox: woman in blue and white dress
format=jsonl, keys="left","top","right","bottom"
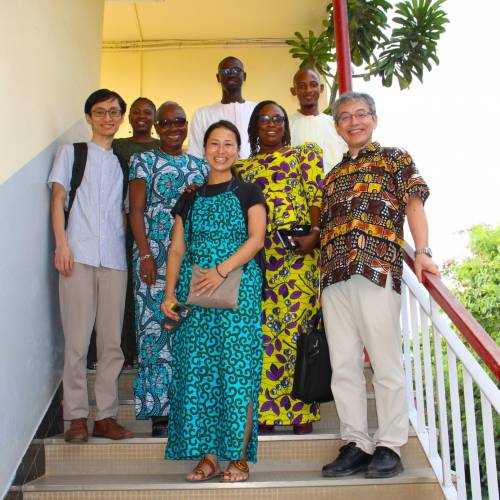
{"left": 129, "top": 102, "right": 207, "bottom": 436}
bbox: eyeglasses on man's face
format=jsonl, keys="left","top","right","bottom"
{"left": 220, "top": 67, "right": 243, "bottom": 77}
{"left": 91, "top": 108, "right": 122, "bottom": 118}
{"left": 335, "top": 110, "right": 374, "bottom": 124}
{"left": 258, "top": 114, "right": 285, "bottom": 125}
{"left": 156, "top": 117, "right": 187, "bottom": 128}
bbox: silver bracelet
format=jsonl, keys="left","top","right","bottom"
{"left": 311, "top": 226, "right": 321, "bottom": 233}
{"left": 139, "top": 254, "right": 152, "bottom": 261}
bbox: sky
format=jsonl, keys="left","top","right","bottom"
{"left": 348, "top": 0, "right": 499, "bottom": 265}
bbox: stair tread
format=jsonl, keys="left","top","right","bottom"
{"left": 88, "top": 363, "right": 374, "bottom": 377}
{"left": 21, "top": 468, "right": 437, "bottom": 491}
{"left": 90, "top": 394, "right": 376, "bottom": 405}
{"left": 43, "top": 427, "right": 418, "bottom": 445}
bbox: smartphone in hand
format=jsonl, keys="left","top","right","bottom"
{"left": 276, "top": 226, "right": 311, "bottom": 250}
{"left": 162, "top": 302, "right": 191, "bottom": 331}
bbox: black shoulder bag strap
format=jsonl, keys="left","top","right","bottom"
{"left": 232, "top": 178, "right": 267, "bottom": 298}
{"left": 65, "top": 142, "right": 88, "bottom": 227}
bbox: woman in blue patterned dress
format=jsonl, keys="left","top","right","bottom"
{"left": 129, "top": 102, "right": 208, "bottom": 436}
{"left": 161, "top": 120, "right": 266, "bottom": 482}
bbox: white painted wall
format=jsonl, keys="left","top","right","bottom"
{"left": 0, "top": 0, "right": 104, "bottom": 184}
{"left": 0, "top": 1, "right": 103, "bottom": 496}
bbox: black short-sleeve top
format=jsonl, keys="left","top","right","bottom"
{"left": 172, "top": 177, "right": 266, "bottom": 224}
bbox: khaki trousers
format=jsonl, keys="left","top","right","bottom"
{"left": 321, "top": 274, "right": 408, "bottom": 454}
{"left": 59, "top": 263, "right": 127, "bottom": 421}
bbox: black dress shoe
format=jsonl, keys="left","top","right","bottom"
{"left": 365, "top": 446, "right": 403, "bottom": 478}
{"left": 322, "top": 442, "right": 372, "bottom": 477}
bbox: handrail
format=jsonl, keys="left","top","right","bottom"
{"left": 403, "top": 242, "right": 500, "bottom": 381}
{"left": 401, "top": 266, "right": 500, "bottom": 500}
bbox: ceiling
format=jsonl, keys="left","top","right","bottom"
{"left": 102, "top": 0, "right": 328, "bottom": 44}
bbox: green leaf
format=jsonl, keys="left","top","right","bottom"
{"left": 285, "top": 0, "right": 448, "bottom": 95}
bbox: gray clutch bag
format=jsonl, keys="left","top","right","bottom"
{"left": 186, "top": 264, "right": 242, "bottom": 309}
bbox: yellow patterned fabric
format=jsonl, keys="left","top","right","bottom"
{"left": 234, "top": 143, "right": 324, "bottom": 425}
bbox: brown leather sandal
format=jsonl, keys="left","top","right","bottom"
{"left": 186, "top": 457, "right": 220, "bottom": 482}
{"left": 220, "top": 460, "right": 249, "bottom": 482}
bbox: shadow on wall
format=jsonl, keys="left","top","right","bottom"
{"left": 0, "top": 119, "right": 90, "bottom": 498}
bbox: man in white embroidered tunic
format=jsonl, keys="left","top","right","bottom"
{"left": 187, "top": 56, "right": 256, "bottom": 159}
{"left": 289, "top": 67, "right": 346, "bottom": 173}
{"left": 49, "top": 89, "right": 133, "bottom": 442}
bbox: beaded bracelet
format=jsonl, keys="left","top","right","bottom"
{"left": 216, "top": 264, "right": 228, "bottom": 279}
{"left": 139, "top": 254, "right": 152, "bottom": 261}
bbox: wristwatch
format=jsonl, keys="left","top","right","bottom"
{"left": 415, "top": 247, "right": 433, "bottom": 258}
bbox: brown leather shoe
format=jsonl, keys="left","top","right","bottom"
{"left": 64, "top": 418, "right": 88, "bottom": 442}
{"left": 93, "top": 417, "right": 133, "bottom": 440}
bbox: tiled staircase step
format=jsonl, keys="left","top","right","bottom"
{"left": 87, "top": 368, "right": 136, "bottom": 401}
{"left": 43, "top": 431, "right": 429, "bottom": 475}
{"left": 19, "top": 469, "right": 443, "bottom": 499}
{"left": 87, "top": 365, "right": 376, "bottom": 402}
{"left": 73, "top": 396, "right": 378, "bottom": 433}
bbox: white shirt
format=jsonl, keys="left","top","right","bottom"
{"left": 48, "top": 142, "right": 127, "bottom": 271}
{"left": 187, "top": 101, "right": 256, "bottom": 159}
{"left": 289, "top": 112, "right": 347, "bottom": 173}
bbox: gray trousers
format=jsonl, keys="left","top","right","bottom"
{"left": 59, "top": 263, "right": 127, "bottom": 421}
{"left": 321, "top": 274, "right": 408, "bottom": 455}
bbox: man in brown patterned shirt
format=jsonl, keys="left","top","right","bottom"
{"left": 320, "top": 92, "right": 439, "bottom": 479}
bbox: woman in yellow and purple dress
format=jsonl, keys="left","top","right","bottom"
{"left": 234, "top": 100, "right": 324, "bottom": 435}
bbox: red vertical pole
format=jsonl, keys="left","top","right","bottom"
{"left": 333, "top": 2, "right": 367, "bottom": 364}
{"left": 333, "top": 0, "right": 353, "bottom": 94}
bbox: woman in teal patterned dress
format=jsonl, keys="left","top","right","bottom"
{"left": 161, "top": 120, "right": 266, "bottom": 482}
{"left": 129, "top": 102, "right": 207, "bottom": 436}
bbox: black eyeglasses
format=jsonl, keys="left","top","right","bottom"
{"left": 220, "top": 67, "right": 243, "bottom": 77}
{"left": 258, "top": 115, "right": 285, "bottom": 125}
{"left": 335, "top": 110, "right": 373, "bottom": 123}
{"left": 156, "top": 118, "right": 187, "bottom": 128}
{"left": 91, "top": 108, "right": 122, "bottom": 118}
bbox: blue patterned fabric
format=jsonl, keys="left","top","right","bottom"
{"left": 129, "top": 151, "right": 208, "bottom": 419}
{"left": 166, "top": 191, "right": 263, "bottom": 463}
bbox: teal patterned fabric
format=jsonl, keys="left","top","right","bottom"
{"left": 166, "top": 191, "right": 263, "bottom": 462}
{"left": 129, "top": 151, "right": 207, "bottom": 419}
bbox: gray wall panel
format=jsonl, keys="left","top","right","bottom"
{"left": 0, "top": 119, "right": 90, "bottom": 497}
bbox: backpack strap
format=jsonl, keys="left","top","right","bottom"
{"left": 65, "top": 143, "right": 128, "bottom": 229}
{"left": 65, "top": 142, "right": 88, "bottom": 227}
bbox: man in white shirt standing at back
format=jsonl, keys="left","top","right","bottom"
{"left": 188, "top": 56, "right": 256, "bottom": 159}
{"left": 289, "top": 67, "right": 346, "bottom": 173}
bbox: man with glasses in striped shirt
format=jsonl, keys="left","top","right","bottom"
{"left": 49, "top": 89, "right": 133, "bottom": 443}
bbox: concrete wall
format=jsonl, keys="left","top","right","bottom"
{"left": 0, "top": 1, "right": 104, "bottom": 496}
{"left": 101, "top": 45, "right": 329, "bottom": 139}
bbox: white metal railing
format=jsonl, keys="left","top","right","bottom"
{"left": 401, "top": 263, "right": 500, "bottom": 500}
